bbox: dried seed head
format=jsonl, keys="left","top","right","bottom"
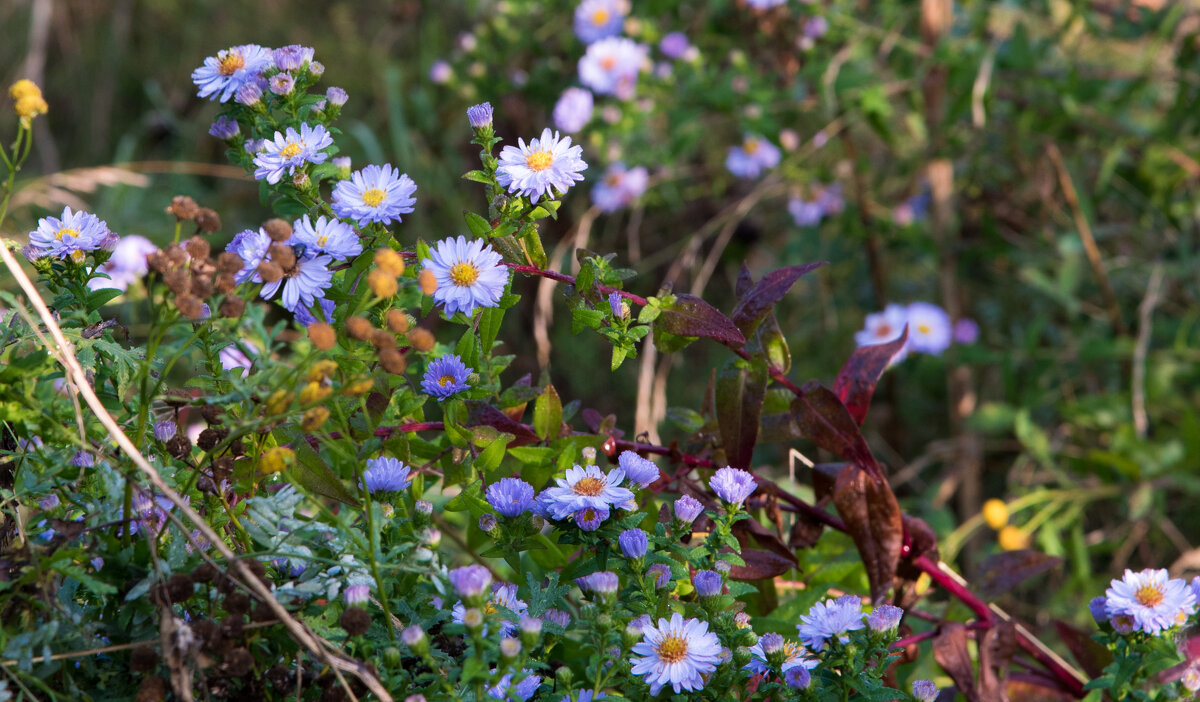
{"left": 263, "top": 218, "right": 293, "bottom": 242}
{"left": 163, "top": 269, "right": 190, "bottom": 295}
{"left": 308, "top": 322, "right": 336, "bottom": 350}
{"left": 370, "top": 329, "right": 396, "bottom": 350}
{"left": 175, "top": 294, "right": 205, "bottom": 320}
{"left": 167, "top": 195, "right": 200, "bottom": 220}
{"left": 166, "top": 434, "right": 192, "bottom": 460}
{"left": 146, "top": 250, "right": 169, "bottom": 273}
{"left": 194, "top": 208, "right": 222, "bottom": 233}
{"left": 267, "top": 242, "right": 296, "bottom": 270}
{"left": 164, "top": 245, "right": 189, "bottom": 268}
{"left": 386, "top": 309, "right": 410, "bottom": 333}
{"left": 345, "top": 316, "right": 373, "bottom": 341}
{"left": 191, "top": 563, "right": 216, "bottom": 583}
{"left": 130, "top": 645, "right": 159, "bottom": 673}
{"left": 135, "top": 675, "right": 169, "bottom": 702}
{"left": 223, "top": 592, "right": 250, "bottom": 615}
{"left": 185, "top": 235, "right": 211, "bottom": 261}
{"left": 217, "top": 251, "right": 244, "bottom": 274}
{"left": 417, "top": 269, "right": 437, "bottom": 295}
{"left": 218, "top": 295, "right": 245, "bottom": 318}
{"left": 197, "top": 427, "right": 227, "bottom": 451}
{"left": 190, "top": 275, "right": 214, "bottom": 298}
{"left": 374, "top": 247, "right": 405, "bottom": 276}
{"left": 339, "top": 607, "right": 371, "bottom": 636}
{"left": 189, "top": 258, "right": 216, "bottom": 277}
{"left": 166, "top": 573, "right": 195, "bottom": 603}
{"left": 224, "top": 647, "right": 254, "bottom": 677}
{"left": 201, "top": 404, "right": 224, "bottom": 425}
{"left": 407, "top": 327, "right": 435, "bottom": 352}
{"left": 367, "top": 269, "right": 398, "bottom": 298}
{"left": 257, "top": 261, "right": 283, "bottom": 283}
{"left": 379, "top": 348, "right": 408, "bottom": 375}
{"left": 214, "top": 273, "right": 238, "bottom": 295}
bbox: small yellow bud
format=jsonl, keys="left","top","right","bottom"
{"left": 15, "top": 94, "right": 49, "bottom": 123}
{"left": 997, "top": 525, "right": 1030, "bottom": 551}
{"left": 344, "top": 377, "right": 375, "bottom": 396}
{"left": 982, "top": 499, "right": 1009, "bottom": 531}
{"left": 374, "top": 248, "right": 406, "bottom": 276}
{"left": 262, "top": 447, "right": 296, "bottom": 474}
{"left": 368, "top": 269, "right": 399, "bottom": 298}
{"left": 418, "top": 269, "right": 438, "bottom": 295}
{"left": 307, "top": 360, "right": 339, "bottom": 383}
{"left": 266, "top": 389, "right": 295, "bottom": 416}
{"left": 386, "top": 309, "right": 410, "bottom": 333}
{"left": 299, "top": 380, "right": 332, "bottom": 405}
{"left": 301, "top": 406, "right": 330, "bottom": 431}
{"left": 9, "top": 79, "right": 42, "bottom": 100}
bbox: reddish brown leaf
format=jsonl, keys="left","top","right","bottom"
{"left": 811, "top": 462, "right": 846, "bottom": 502}
{"left": 735, "top": 261, "right": 755, "bottom": 298}
{"left": 465, "top": 401, "right": 539, "bottom": 447}
{"left": 716, "top": 357, "right": 768, "bottom": 469}
{"left": 898, "top": 515, "right": 940, "bottom": 581}
{"left": 730, "top": 262, "right": 828, "bottom": 336}
{"left": 657, "top": 293, "right": 746, "bottom": 346}
{"left": 788, "top": 509, "right": 826, "bottom": 549}
{"left": 933, "top": 623, "right": 981, "bottom": 702}
{"left": 979, "top": 622, "right": 1017, "bottom": 702}
{"left": 1004, "top": 679, "right": 1075, "bottom": 702}
{"left": 833, "top": 326, "right": 909, "bottom": 425}
{"left": 1053, "top": 621, "right": 1112, "bottom": 679}
{"left": 729, "top": 548, "right": 795, "bottom": 581}
{"left": 832, "top": 464, "right": 902, "bottom": 603}
{"left": 975, "top": 550, "right": 1063, "bottom": 599}
{"left": 791, "top": 383, "right": 885, "bottom": 481}
{"left": 732, "top": 513, "right": 798, "bottom": 566}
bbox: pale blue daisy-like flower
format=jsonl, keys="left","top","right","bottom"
{"left": 591, "top": 162, "right": 649, "bottom": 212}
{"left": 692, "top": 570, "right": 722, "bottom": 598}
{"left": 252, "top": 123, "right": 333, "bottom": 185}
{"left": 261, "top": 253, "right": 333, "bottom": 313}
{"left": 449, "top": 565, "right": 492, "bottom": 599}
{"left": 539, "top": 464, "right": 635, "bottom": 520}
{"left": 854, "top": 303, "right": 910, "bottom": 363}
{"left": 153, "top": 421, "right": 177, "bottom": 442}
{"left": 291, "top": 215, "right": 362, "bottom": 261}
{"left": 746, "top": 638, "right": 818, "bottom": 677}
{"left": 451, "top": 583, "right": 528, "bottom": 637}
{"left": 745, "top": 0, "right": 787, "bottom": 8}
{"left": 788, "top": 196, "right": 825, "bottom": 227}
{"left": 618, "top": 528, "right": 648, "bottom": 558}
{"left": 618, "top": 450, "right": 659, "bottom": 487}
{"left": 29, "top": 207, "right": 111, "bottom": 263}
{"left": 361, "top": 456, "right": 412, "bottom": 493}
{"left": 191, "top": 44, "right": 273, "bottom": 103}
{"left": 272, "top": 45, "right": 314, "bottom": 72}
{"left": 429, "top": 60, "right": 452, "bottom": 84}
{"left": 87, "top": 235, "right": 156, "bottom": 292}
{"left": 574, "top": 0, "right": 625, "bottom": 44}
{"left": 574, "top": 505, "right": 609, "bottom": 531}
{"left": 906, "top": 302, "right": 952, "bottom": 356}
{"left": 269, "top": 73, "right": 295, "bottom": 96}
{"left": 579, "top": 37, "right": 647, "bottom": 97}
{"left": 726, "top": 135, "right": 782, "bottom": 179}
{"left": 797, "top": 595, "right": 866, "bottom": 651}
{"left": 785, "top": 666, "right": 812, "bottom": 689}
{"left": 486, "top": 477, "right": 535, "bottom": 518}
{"left": 647, "top": 563, "right": 672, "bottom": 589}
{"left": 331, "top": 164, "right": 417, "bottom": 227}
{"left": 1089, "top": 596, "right": 1108, "bottom": 625}
{"left": 553, "top": 87, "right": 594, "bottom": 133}
{"left": 660, "top": 32, "right": 691, "bottom": 59}
{"left": 496, "top": 128, "right": 588, "bottom": 204}
{"left": 208, "top": 116, "right": 240, "bottom": 140}
{"left": 293, "top": 298, "right": 336, "bottom": 328}
{"left": 421, "top": 355, "right": 472, "bottom": 399}
{"left": 1104, "top": 568, "right": 1197, "bottom": 634}
{"left": 630, "top": 612, "right": 723, "bottom": 695}
{"left": 709, "top": 466, "right": 757, "bottom": 505}
{"left": 867, "top": 604, "right": 904, "bottom": 632}
{"left": 325, "top": 86, "right": 348, "bottom": 107}
{"left": 674, "top": 495, "right": 704, "bottom": 524}
{"left": 488, "top": 671, "right": 540, "bottom": 701}
{"left": 343, "top": 583, "right": 369, "bottom": 606}
{"left": 912, "top": 680, "right": 939, "bottom": 702}
{"left": 467, "top": 102, "right": 493, "bottom": 129}
{"left": 421, "top": 235, "right": 508, "bottom": 317}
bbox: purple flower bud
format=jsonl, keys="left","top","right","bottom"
{"left": 208, "top": 116, "right": 240, "bottom": 140}
{"left": 579, "top": 571, "right": 619, "bottom": 595}
{"left": 429, "top": 60, "right": 452, "bottom": 84}
{"left": 709, "top": 466, "right": 757, "bottom": 505}
{"left": 39, "top": 494, "right": 60, "bottom": 510}
{"left": 71, "top": 451, "right": 93, "bottom": 467}
{"left": 326, "top": 86, "right": 348, "bottom": 107}
{"left": 953, "top": 318, "right": 980, "bottom": 345}
{"left": 500, "top": 637, "right": 521, "bottom": 658}
{"left": 466, "top": 102, "right": 493, "bottom": 129}
{"left": 519, "top": 615, "right": 542, "bottom": 637}
{"left": 618, "top": 528, "right": 648, "bottom": 559}
{"left": 660, "top": 32, "right": 691, "bottom": 59}
{"left": 647, "top": 563, "right": 672, "bottom": 589}
{"left": 448, "top": 565, "right": 492, "bottom": 599}
{"left": 803, "top": 15, "right": 829, "bottom": 39}
{"left": 235, "top": 81, "right": 262, "bottom": 106}
{"left": 574, "top": 506, "right": 608, "bottom": 531}
{"left": 868, "top": 604, "right": 903, "bottom": 632}
{"left": 273, "top": 45, "right": 314, "bottom": 72}
{"left": 760, "top": 632, "right": 784, "bottom": 654}
{"left": 618, "top": 450, "right": 660, "bottom": 488}
{"left": 912, "top": 680, "right": 938, "bottom": 702}
{"left": 478, "top": 513, "right": 498, "bottom": 532}
{"left": 269, "top": 73, "right": 295, "bottom": 96}
{"left": 343, "top": 583, "right": 369, "bottom": 606}
{"left": 714, "top": 560, "right": 732, "bottom": 575}
{"left": 153, "top": 420, "right": 177, "bottom": 441}
{"left": 692, "top": 569, "right": 722, "bottom": 598}
{"left": 785, "top": 666, "right": 811, "bottom": 689}
{"left": 1089, "top": 596, "right": 1108, "bottom": 625}
{"left": 401, "top": 624, "right": 425, "bottom": 647}
{"left": 673, "top": 495, "right": 704, "bottom": 524}
{"left": 544, "top": 608, "right": 571, "bottom": 628}
{"left": 608, "top": 291, "right": 626, "bottom": 319}
{"left": 415, "top": 499, "right": 433, "bottom": 515}
{"left": 308, "top": 61, "right": 325, "bottom": 78}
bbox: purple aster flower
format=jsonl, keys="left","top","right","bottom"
{"left": 906, "top": 302, "right": 952, "bottom": 355}
{"left": 429, "top": 60, "right": 451, "bottom": 84}
{"left": 449, "top": 565, "right": 493, "bottom": 599}
{"left": 1105, "top": 568, "right": 1197, "bottom": 634}
{"left": 591, "top": 162, "right": 649, "bottom": 212}
{"left": 746, "top": 0, "right": 787, "bottom": 7}
{"left": 361, "top": 457, "right": 412, "bottom": 493}
{"left": 421, "top": 355, "right": 472, "bottom": 399}
{"left": 660, "top": 32, "right": 690, "bottom": 59}
{"left": 269, "top": 73, "right": 295, "bottom": 96}
{"left": 577, "top": 571, "right": 619, "bottom": 594}
{"left": 261, "top": 253, "right": 333, "bottom": 313}
{"left": 226, "top": 228, "right": 272, "bottom": 285}
{"left": 235, "top": 81, "right": 262, "bottom": 106}
{"left": 326, "top": 86, "right": 348, "bottom": 107}
{"left": 488, "top": 671, "right": 541, "bottom": 701}
{"left": 855, "top": 303, "right": 910, "bottom": 363}
{"left": 219, "top": 343, "right": 253, "bottom": 376}
{"left": 71, "top": 450, "right": 93, "bottom": 467}
{"left": 608, "top": 291, "right": 627, "bottom": 319}
{"left": 867, "top": 604, "right": 903, "bottom": 632}
{"left": 785, "top": 666, "right": 812, "bottom": 689}
{"left": 1191, "top": 576, "right": 1200, "bottom": 604}
{"left": 87, "top": 235, "right": 157, "bottom": 292}
{"left": 617, "top": 450, "right": 659, "bottom": 487}
{"left": 1089, "top": 596, "right": 1108, "bottom": 625}
{"left": 788, "top": 197, "right": 825, "bottom": 227}
{"left": 540, "top": 464, "right": 636, "bottom": 520}
{"left": 29, "top": 207, "right": 111, "bottom": 263}
{"left": 421, "top": 235, "right": 508, "bottom": 317}
{"left": 545, "top": 608, "right": 571, "bottom": 628}
{"left": 486, "top": 477, "right": 535, "bottom": 517}
{"left": 618, "top": 528, "right": 649, "bottom": 558}
{"left": 553, "top": 87, "right": 594, "bottom": 133}
{"left": 401, "top": 625, "right": 425, "bottom": 648}
{"left": 674, "top": 495, "right": 704, "bottom": 524}
{"left": 467, "top": 102, "right": 493, "bottom": 129}
{"left": 709, "top": 467, "right": 757, "bottom": 505}
{"left": 252, "top": 123, "right": 333, "bottom": 185}
{"left": 954, "top": 317, "right": 980, "bottom": 345}
{"left": 746, "top": 638, "right": 817, "bottom": 678}
{"left": 574, "top": 0, "right": 625, "bottom": 44}
{"left": 647, "top": 563, "right": 672, "bottom": 589}
{"left": 479, "top": 513, "right": 498, "bottom": 532}
{"left": 452, "top": 583, "right": 528, "bottom": 637}
{"left": 726, "top": 135, "right": 781, "bottom": 179}
{"left": 331, "top": 164, "right": 417, "bottom": 227}
{"left": 797, "top": 595, "right": 866, "bottom": 651}
{"left": 308, "top": 60, "right": 325, "bottom": 78}
{"left": 803, "top": 15, "right": 829, "bottom": 39}
{"left": 692, "top": 570, "right": 722, "bottom": 598}
{"left": 39, "top": 494, "right": 60, "bottom": 510}
{"left": 574, "top": 505, "right": 609, "bottom": 531}
{"left": 497, "top": 128, "right": 588, "bottom": 203}
{"left": 208, "top": 116, "right": 240, "bottom": 140}
{"left": 192, "top": 44, "right": 273, "bottom": 103}
{"left": 291, "top": 215, "right": 362, "bottom": 261}
{"left": 293, "top": 298, "right": 336, "bottom": 328}
{"left": 272, "top": 45, "right": 314, "bottom": 71}
{"left": 343, "top": 583, "right": 369, "bottom": 606}
{"left": 629, "top": 613, "right": 722, "bottom": 695}
{"left": 912, "top": 680, "right": 938, "bottom": 702}
{"left": 579, "top": 37, "right": 647, "bottom": 97}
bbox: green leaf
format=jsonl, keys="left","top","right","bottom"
{"left": 464, "top": 211, "right": 492, "bottom": 238}
{"left": 291, "top": 441, "right": 361, "bottom": 506}
{"left": 462, "top": 170, "right": 491, "bottom": 184}
{"left": 610, "top": 345, "right": 628, "bottom": 371}
{"left": 533, "top": 383, "right": 562, "bottom": 441}
{"left": 445, "top": 479, "right": 490, "bottom": 516}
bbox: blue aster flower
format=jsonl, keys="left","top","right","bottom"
{"left": 261, "top": 253, "right": 333, "bottom": 313}
{"left": 574, "top": 0, "right": 625, "bottom": 44}
{"left": 293, "top": 298, "right": 336, "bottom": 327}
{"left": 361, "top": 457, "right": 412, "bottom": 493}
{"left": 726, "top": 135, "right": 781, "bottom": 179}
{"left": 226, "top": 227, "right": 272, "bottom": 284}
{"left": 252, "top": 123, "right": 333, "bottom": 185}
{"left": 486, "top": 477, "right": 535, "bottom": 517}
{"left": 272, "top": 45, "right": 314, "bottom": 72}
{"left": 709, "top": 466, "right": 757, "bottom": 506}
{"left": 797, "top": 595, "right": 866, "bottom": 651}
{"left": 208, "top": 116, "right": 240, "bottom": 140}
{"left": 553, "top": 87, "right": 594, "bottom": 133}
{"left": 421, "top": 235, "right": 508, "bottom": 317}
{"left": 592, "top": 162, "right": 648, "bottom": 212}
{"left": 673, "top": 495, "right": 704, "bottom": 524}
{"left": 28, "top": 207, "right": 111, "bottom": 262}
{"left": 660, "top": 32, "right": 691, "bottom": 59}
{"left": 629, "top": 613, "right": 723, "bottom": 695}
{"left": 467, "top": 102, "right": 493, "bottom": 129}
{"left": 488, "top": 671, "right": 541, "bottom": 701}
{"left": 449, "top": 565, "right": 492, "bottom": 599}
{"left": 574, "top": 505, "right": 608, "bottom": 531}
{"left": 618, "top": 450, "right": 659, "bottom": 487}
{"left": 291, "top": 215, "right": 362, "bottom": 261}
{"left": 421, "top": 355, "right": 472, "bottom": 399}
{"left": 192, "top": 44, "right": 274, "bottom": 103}
{"left": 539, "top": 464, "right": 635, "bottom": 520}
{"left": 579, "top": 37, "right": 647, "bottom": 97}
{"left": 331, "top": 164, "right": 417, "bottom": 227}
{"left": 618, "top": 528, "right": 648, "bottom": 558}
{"left": 692, "top": 570, "right": 722, "bottom": 597}
{"left": 235, "top": 81, "right": 262, "bottom": 106}
{"left": 906, "top": 302, "right": 952, "bottom": 356}
{"left": 269, "top": 73, "right": 295, "bottom": 96}
{"left": 496, "top": 128, "right": 588, "bottom": 203}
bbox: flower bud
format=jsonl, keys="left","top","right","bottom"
{"left": 383, "top": 645, "right": 402, "bottom": 668}
{"left": 478, "top": 513, "right": 498, "bottom": 534}
{"left": 417, "top": 269, "right": 437, "bottom": 295}
{"left": 554, "top": 665, "right": 573, "bottom": 687}
{"left": 263, "top": 218, "right": 292, "bottom": 242}
{"left": 262, "top": 447, "right": 296, "bottom": 474}
{"left": 462, "top": 607, "right": 484, "bottom": 631}
{"left": 422, "top": 528, "right": 441, "bottom": 548}
{"left": 402, "top": 625, "right": 428, "bottom": 656}
{"left": 379, "top": 348, "right": 408, "bottom": 375}
{"left": 519, "top": 616, "right": 542, "bottom": 647}
{"left": 375, "top": 248, "right": 406, "bottom": 276}
{"left": 368, "top": 269, "right": 398, "bottom": 298}
{"left": 499, "top": 636, "right": 521, "bottom": 661}
{"left": 732, "top": 646, "right": 753, "bottom": 667}
{"left": 292, "top": 171, "right": 310, "bottom": 190}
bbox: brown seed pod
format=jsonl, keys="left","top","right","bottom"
{"left": 219, "top": 295, "right": 245, "bottom": 318}
{"left": 221, "top": 614, "right": 245, "bottom": 640}
{"left": 263, "top": 218, "right": 293, "bottom": 242}
{"left": 165, "top": 573, "right": 195, "bottom": 603}
{"left": 197, "top": 427, "right": 227, "bottom": 451}
{"left": 407, "top": 327, "right": 435, "bottom": 352}
{"left": 417, "top": 269, "right": 438, "bottom": 295}
{"left": 190, "top": 275, "right": 214, "bottom": 299}
{"left": 367, "top": 269, "right": 398, "bottom": 298}
{"left": 130, "top": 645, "right": 159, "bottom": 673}
{"left": 162, "top": 269, "right": 190, "bottom": 295}
{"left": 217, "top": 251, "right": 243, "bottom": 274}
{"left": 185, "top": 235, "right": 211, "bottom": 261}
{"left": 200, "top": 404, "right": 224, "bottom": 425}
{"left": 214, "top": 273, "right": 238, "bottom": 295}
{"left": 175, "top": 294, "right": 205, "bottom": 320}
{"left": 268, "top": 242, "right": 296, "bottom": 270}
{"left": 374, "top": 247, "right": 405, "bottom": 276}
{"left": 166, "top": 195, "right": 199, "bottom": 220}
{"left": 257, "top": 261, "right": 283, "bottom": 283}
{"left": 135, "top": 675, "right": 169, "bottom": 702}
{"left": 224, "top": 647, "right": 254, "bottom": 677}
{"left": 339, "top": 607, "right": 371, "bottom": 636}
{"left": 191, "top": 562, "right": 216, "bottom": 583}
{"left": 194, "top": 208, "right": 221, "bottom": 233}
{"left": 386, "top": 309, "right": 410, "bottom": 333}
{"left": 166, "top": 434, "right": 191, "bottom": 460}
{"left": 308, "top": 322, "right": 336, "bottom": 350}
{"left": 212, "top": 455, "right": 234, "bottom": 482}
{"left": 379, "top": 348, "right": 407, "bottom": 375}
{"left": 223, "top": 591, "right": 250, "bottom": 616}
{"left": 345, "top": 316, "right": 373, "bottom": 341}
{"left": 146, "top": 250, "right": 169, "bottom": 274}
{"left": 164, "top": 245, "right": 189, "bottom": 268}
{"left": 370, "top": 329, "right": 396, "bottom": 350}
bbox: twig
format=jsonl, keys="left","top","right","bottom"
{"left": 1132, "top": 263, "right": 1163, "bottom": 439}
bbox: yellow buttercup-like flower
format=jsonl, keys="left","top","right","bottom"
{"left": 10, "top": 80, "right": 48, "bottom": 125}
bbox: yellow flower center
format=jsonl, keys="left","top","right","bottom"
{"left": 875, "top": 323, "right": 891, "bottom": 337}
{"left": 656, "top": 635, "right": 689, "bottom": 664}
{"left": 743, "top": 139, "right": 760, "bottom": 155}
{"left": 525, "top": 150, "right": 554, "bottom": 172}
{"left": 601, "top": 56, "right": 617, "bottom": 71}
{"left": 917, "top": 323, "right": 931, "bottom": 335}
{"left": 280, "top": 143, "right": 303, "bottom": 160}
{"left": 55, "top": 227, "right": 78, "bottom": 242}
{"left": 449, "top": 262, "right": 480, "bottom": 287}
{"left": 573, "top": 476, "right": 605, "bottom": 496}
{"left": 438, "top": 374, "right": 456, "bottom": 387}
{"left": 70, "top": 249, "right": 86, "bottom": 263}
{"left": 1136, "top": 584, "right": 1164, "bottom": 607}
{"left": 218, "top": 51, "right": 245, "bottom": 76}
{"left": 592, "top": 9, "right": 610, "bottom": 25}
{"left": 605, "top": 173, "right": 622, "bottom": 186}
{"left": 361, "top": 188, "right": 386, "bottom": 207}
{"left": 484, "top": 603, "right": 497, "bottom": 615}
